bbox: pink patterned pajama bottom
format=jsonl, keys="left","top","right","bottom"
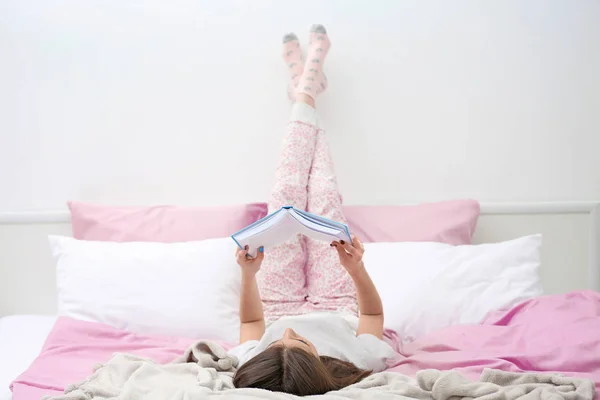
{"left": 257, "top": 103, "right": 358, "bottom": 323}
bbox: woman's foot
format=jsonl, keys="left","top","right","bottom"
{"left": 282, "top": 25, "right": 330, "bottom": 101}
{"left": 282, "top": 33, "right": 304, "bottom": 100}
{"left": 297, "top": 24, "right": 330, "bottom": 100}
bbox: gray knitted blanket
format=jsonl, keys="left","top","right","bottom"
{"left": 43, "top": 340, "right": 594, "bottom": 400}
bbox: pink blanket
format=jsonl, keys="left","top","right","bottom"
{"left": 11, "top": 291, "right": 600, "bottom": 399}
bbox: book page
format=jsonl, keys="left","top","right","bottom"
{"left": 288, "top": 210, "right": 339, "bottom": 235}
{"left": 234, "top": 212, "right": 298, "bottom": 257}
{"left": 295, "top": 209, "right": 348, "bottom": 231}
{"left": 296, "top": 223, "right": 349, "bottom": 243}
{"left": 234, "top": 209, "right": 286, "bottom": 242}
{"left": 291, "top": 209, "right": 351, "bottom": 243}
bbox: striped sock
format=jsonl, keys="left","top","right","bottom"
{"left": 296, "top": 25, "right": 330, "bottom": 100}
{"left": 282, "top": 33, "right": 304, "bottom": 100}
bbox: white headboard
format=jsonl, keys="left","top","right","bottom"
{"left": 1, "top": 201, "right": 598, "bottom": 317}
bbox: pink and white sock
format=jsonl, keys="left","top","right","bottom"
{"left": 282, "top": 33, "right": 304, "bottom": 100}
{"left": 297, "top": 25, "right": 330, "bottom": 100}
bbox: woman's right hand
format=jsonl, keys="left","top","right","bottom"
{"left": 331, "top": 235, "right": 365, "bottom": 277}
{"left": 236, "top": 245, "right": 265, "bottom": 277}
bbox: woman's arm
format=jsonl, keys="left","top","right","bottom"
{"left": 332, "top": 237, "right": 384, "bottom": 339}
{"left": 236, "top": 246, "right": 266, "bottom": 343}
{"left": 348, "top": 263, "right": 384, "bottom": 338}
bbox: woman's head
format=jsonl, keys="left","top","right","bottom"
{"left": 233, "top": 328, "right": 371, "bottom": 396}
{"left": 275, "top": 327, "right": 319, "bottom": 356}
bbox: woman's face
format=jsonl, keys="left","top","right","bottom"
{"left": 271, "top": 328, "right": 319, "bottom": 357}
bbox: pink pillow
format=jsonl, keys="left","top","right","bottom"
{"left": 68, "top": 201, "right": 268, "bottom": 242}
{"left": 343, "top": 200, "right": 479, "bottom": 245}
{"left": 69, "top": 199, "right": 478, "bottom": 245}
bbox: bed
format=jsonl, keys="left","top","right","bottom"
{"left": 0, "top": 200, "right": 599, "bottom": 399}
{"left": 5, "top": 293, "right": 600, "bottom": 400}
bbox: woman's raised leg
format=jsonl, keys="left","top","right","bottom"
{"left": 257, "top": 98, "right": 320, "bottom": 323}
{"left": 304, "top": 129, "right": 358, "bottom": 316}
{"left": 257, "top": 35, "right": 320, "bottom": 321}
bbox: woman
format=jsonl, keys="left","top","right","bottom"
{"left": 229, "top": 25, "right": 398, "bottom": 396}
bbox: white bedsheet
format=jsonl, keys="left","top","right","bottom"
{"left": 0, "top": 315, "right": 57, "bottom": 400}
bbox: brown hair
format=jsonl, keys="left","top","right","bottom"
{"left": 232, "top": 346, "right": 371, "bottom": 396}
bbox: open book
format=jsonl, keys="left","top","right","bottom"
{"left": 232, "top": 206, "right": 352, "bottom": 257}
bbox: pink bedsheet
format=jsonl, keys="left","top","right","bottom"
{"left": 11, "top": 291, "right": 600, "bottom": 399}
{"left": 390, "top": 290, "right": 600, "bottom": 395}
{"left": 10, "top": 318, "right": 233, "bottom": 399}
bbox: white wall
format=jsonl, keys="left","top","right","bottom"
{"left": 1, "top": 0, "right": 599, "bottom": 211}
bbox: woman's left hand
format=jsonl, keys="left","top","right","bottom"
{"left": 331, "top": 235, "right": 365, "bottom": 276}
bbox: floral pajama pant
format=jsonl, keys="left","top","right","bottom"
{"left": 256, "top": 103, "right": 358, "bottom": 323}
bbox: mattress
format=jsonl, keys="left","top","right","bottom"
{"left": 0, "top": 315, "right": 57, "bottom": 400}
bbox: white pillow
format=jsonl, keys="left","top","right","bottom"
{"left": 50, "top": 236, "right": 241, "bottom": 343}
{"left": 363, "top": 234, "right": 543, "bottom": 342}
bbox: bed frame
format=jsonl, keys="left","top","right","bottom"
{"left": 0, "top": 201, "right": 598, "bottom": 317}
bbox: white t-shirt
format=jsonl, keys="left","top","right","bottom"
{"left": 228, "top": 312, "right": 399, "bottom": 372}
